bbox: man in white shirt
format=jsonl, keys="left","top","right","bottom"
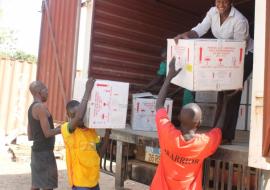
{"left": 175, "top": 0, "right": 253, "bottom": 144}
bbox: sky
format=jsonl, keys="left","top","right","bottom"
{"left": 0, "top": 0, "right": 42, "bottom": 55}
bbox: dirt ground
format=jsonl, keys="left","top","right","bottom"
{"left": 0, "top": 145, "right": 149, "bottom": 190}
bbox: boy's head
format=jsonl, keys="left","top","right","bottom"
{"left": 178, "top": 103, "right": 202, "bottom": 130}
{"left": 66, "top": 100, "right": 85, "bottom": 128}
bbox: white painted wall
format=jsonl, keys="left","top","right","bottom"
{"left": 248, "top": 0, "right": 270, "bottom": 172}
{"left": 75, "top": 0, "right": 94, "bottom": 79}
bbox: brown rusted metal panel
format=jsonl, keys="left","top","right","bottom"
{"left": 37, "top": 0, "right": 80, "bottom": 121}
{"left": 263, "top": 0, "right": 270, "bottom": 157}
{"left": 89, "top": 0, "right": 201, "bottom": 87}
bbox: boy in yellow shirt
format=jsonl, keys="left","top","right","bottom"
{"left": 61, "top": 78, "right": 111, "bottom": 190}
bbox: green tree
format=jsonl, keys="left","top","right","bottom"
{"left": 0, "top": 8, "right": 37, "bottom": 63}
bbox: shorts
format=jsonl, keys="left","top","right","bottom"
{"left": 31, "top": 150, "right": 58, "bottom": 189}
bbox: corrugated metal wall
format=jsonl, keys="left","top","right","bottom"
{"left": 89, "top": 0, "right": 203, "bottom": 122}
{"left": 89, "top": 0, "right": 200, "bottom": 86}
{"left": 37, "top": 0, "right": 80, "bottom": 121}
{"left": 0, "top": 58, "right": 37, "bottom": 136}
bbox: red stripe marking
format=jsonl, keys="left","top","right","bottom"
{"left": 97, "top": 84, "right": 108, "bottom": 87}
{"left": 239, "top": 48, "right": 243, "bottom": 64}
{"left": 199, "top": 47, "right": 203, "bottom": 63}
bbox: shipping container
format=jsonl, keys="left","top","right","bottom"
{"left": 37, "top": 0, "right": 80, "bottom": 121}
{"left": 0, "top": 58, "right": 37, "bottom": 137}
{"left": 37, "top": 0, "right": 270, "bottom": 189}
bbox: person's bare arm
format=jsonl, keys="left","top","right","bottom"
{"left": 142, "top": 75, "right": 164, "bottom": 92}
{"left": 69, "top": 78, "right": 95, "bottom": 131}
{"left": 98, "top": 129, "right": 111, "bottom": 158}
{"left": 156, "top": 57, "right": 182, "bottom": 110}
{"left": 35, "top": 104, "right": 61, "bottom": 138}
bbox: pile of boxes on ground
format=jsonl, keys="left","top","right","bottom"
{"left": 73, "top": 38, "right": 250, "bottom": 164}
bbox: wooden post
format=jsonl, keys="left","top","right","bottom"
{"left": 115, "top": 140, "right": 124, "bottom": 190}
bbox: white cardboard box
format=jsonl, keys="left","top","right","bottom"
{"left": 73, "top": 78, "right": 129, "bottom": 129}
{"left": 248, "top": 78, "right": 252, "bottom": 105}
{"left": 240, "top": 78, "right": 252, "bottom": 105}
{"left": 240, "top": 80, "right": 248, "bottom": 104}
{"left": 247, "top": 105, "right": 251, "bottom": 131}
{"left": 234, "top": 105, "right": 251, "bottom": 131}
{"left": 198, "top": 103, "right": 217, "bottom": 127}
{"left": 131, "top": 93, "right": 173, "bottom": 131}
{"left": 195, "top": 91, "right": 218, "bottom": 103}
{"left": 167, "top": 39, "right": 245, "bottom": 91}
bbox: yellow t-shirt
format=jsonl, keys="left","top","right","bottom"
{"left": 61, "top": 122, "right": 100, "bottom": 188}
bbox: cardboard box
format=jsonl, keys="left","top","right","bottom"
{"left": 73, "top": 78, "right": 129, "bottom": 128}
{"left": 247, "top": 106, "right": 251, "bottom": 131}
{"left": 195, "top": 91, "right": 218, "bottom": 103}
{"left": 240, "top": 78, "right": 253, "bottom": 105}
{"left": 240, "top": 80, "right": 248, "bottom": 104}
{"left": 145, "top": 146, "right": 160, "bottom": 164}
{"left": 167, "top": 39, "right": 245, "bottom": 91}
{"left": 131, "top": 93, "right": 173, "bottom": 131}
{"left": 198, "top": 103, "right": 217, "bottom": 127}
{"left": 248, "top": 78, "right": 252, "bottom": 105}
{"left": 236, "top": 105, "right": 247, "bottom": 130}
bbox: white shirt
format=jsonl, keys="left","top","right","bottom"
{"left": 192, "top": 6, "right": 253, "bottom": 53}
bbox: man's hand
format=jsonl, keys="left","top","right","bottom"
{"left": 174, "top": 33, "right": 189, "bottom": 44}
{"left": 167, "top": 57, "right": 182, "bottom": 80}
{"left": 174, "top": 31, "right": 199, "bottom": 44}
{"left": 156, "top": 58, "right": 182, "bottom": 110}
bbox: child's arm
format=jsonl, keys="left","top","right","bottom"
{"left": 69, "top": 78, "right": 95, "bottom": 131}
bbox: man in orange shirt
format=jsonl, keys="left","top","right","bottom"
{"left": 150, "top": 58, "right": 229, "bottom": 190}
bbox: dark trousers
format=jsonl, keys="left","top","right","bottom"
{"left": 215, "top": 52, "right": 253, "bottom": 140}
{"left": 72, "top": 184, "right": 100, "bottom": 190}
